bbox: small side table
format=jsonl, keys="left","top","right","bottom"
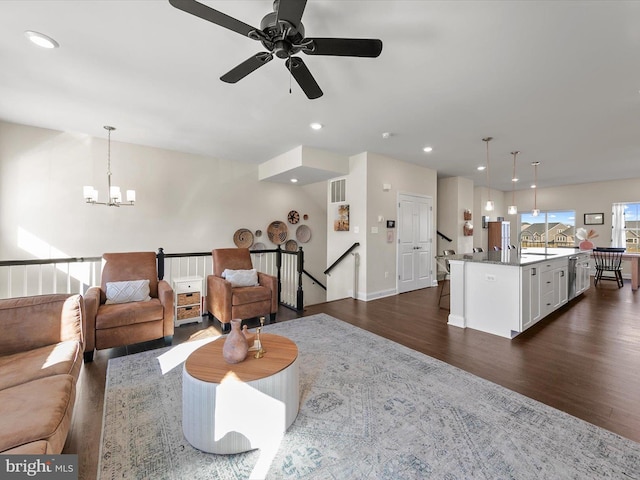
{"left": 173, "top": 276, "right": 203, "bottom": 327}
{"left": 182, "top": 333, "right": 299, "bottom": 454}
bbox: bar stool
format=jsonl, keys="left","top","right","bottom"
{"left": 437, "top": 250, "right": 456, "bottom": 309}
{"left": 473, "top": 247, "right": 484, "bottom": 253}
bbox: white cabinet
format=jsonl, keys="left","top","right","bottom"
{"left": 521, "top": 257, "right": 568, "bottom": 331}
{"left": 520, "top": 265, "right": 541, "bottom": 330}
{"left": 552, "top": 266, "right": 568, "bottom": 309}
{"left": 540, "top": 258, "right": 568, "bottom": 317}
{"left": 575, "top": 253, "right": 591, "bottom": 296}
{"left": 173, "top": 276, "right": 203, "bottom": 327}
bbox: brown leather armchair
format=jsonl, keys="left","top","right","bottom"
{"left": 206, "top": 248, "right": 277, "bottom": 332}
{"left": 83, "top": 252, "right": 174, "bottom": 362}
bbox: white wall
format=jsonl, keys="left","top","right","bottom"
{"left": 437, "top": 177, "right": 474, "bottom": 256}
{"left": 326, "top": 152, "right": 437, "bottom": 301}
{"left": 500, "top": 178, "right": 640, "bottom": 247}
{"left": 326, "top": 153, "right": 367, "bottom": 302}
{"left": 0, "top": 121, "right": 328, "bottom": 306}
{"left": 366, "top": 153, "right": 437, "bottom": 299}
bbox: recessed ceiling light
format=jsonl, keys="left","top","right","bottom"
{"left": 382, "top": 132, "right": 393, "bottom": 139}
{"left": 422, "top": 146, "right": 433, "bottom": 153}
{"left": 310, "top": 123, "right": 322, "bottom": 130}
{"left": 477, "top": 165, "right": 486, "bottom": 171}
{"left": 24, "top": 31, "right": 59, "bottom": 49}
{"left": 290, "top": 178, "right": 298, "bottom": 183}
{"left": 512, "top": 177, "right": 519, "bottom": 182}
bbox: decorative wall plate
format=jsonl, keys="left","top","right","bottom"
{"left": 255, "top": 229, "right": 262, "bottom": 237}
{"left": 296, "top": 224, "right": 311, "bottom": 243}
{"left": 303, "top": 214, "right": 309, "bottom": 220}
{"left": 252, "top": 242, "right": 266, "bottom": 256}
{"left": 233, "top": 228, "right": 254, "bottom": 248}
{"left": 287, "top": 210, "right": 300, "bottom": 224}
{"left": 285, "top": 239, "right": 298, "bottom": 252}
{"left": 267, "top": 221, "right": 288, "bottom": 245}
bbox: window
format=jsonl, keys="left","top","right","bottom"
{"left": 519, "top": 210, "right": 576, "bottom": 249}
{"left": 614, "top": 202, "right": 640, "bottom": 253}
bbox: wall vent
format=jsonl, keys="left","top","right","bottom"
{"left": 330, "top": 179, "right": 346, "bottom": 203}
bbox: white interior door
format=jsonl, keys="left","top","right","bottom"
{"left": 397, "top": 194, "right": 433, "bottom": 293}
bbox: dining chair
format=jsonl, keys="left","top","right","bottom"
{"left": 593, "top": 247, "right": 624, "bottom": 288}
{"left": 473, "top": 247, "right": 484, "bottom": 253}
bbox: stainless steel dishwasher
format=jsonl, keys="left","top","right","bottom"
{"left": 568, "top": 255, "right": 578, "bottom": 299}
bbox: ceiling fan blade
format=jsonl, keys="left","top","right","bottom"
{"left": 304, "top": 38, "right": 383, "bottom": 57}
{"left": 221, "top": 53, "right": 273, "bottom": 83}
{"left": 168, "top": 0, "right": 258, "bottom": 38}
{"left": 285, "top": 57, "right": 323, "bottom": 99}
{"left": 276, "top": 0, "right": 307, "bottom": 27}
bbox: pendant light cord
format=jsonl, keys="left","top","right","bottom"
{"left": 483, "top": 137, "right": 493, "bottom": 200}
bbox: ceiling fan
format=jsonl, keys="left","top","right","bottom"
{"left": 168, "top": 0, "right": 383, "bottom": 99}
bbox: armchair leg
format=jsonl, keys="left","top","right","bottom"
{"left": 269, "top": 313, "right": 276, "bottom": 324}
{"left": 164, "top": 335, "right": 173, "bottom": 347}
{"left": 83, "top": 350, "right": 94, "bottom": 363}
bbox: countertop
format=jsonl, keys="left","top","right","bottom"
{"left": 444, "top": 248, "right": 588, "bottom": 267}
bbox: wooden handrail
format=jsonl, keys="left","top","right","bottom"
{"left": 324, "top": 242, "right": 360, "bottom": 275}
{"left": 437, "top": 231, "right": 453, "bottom": 242}
{"left": 0, "top": 256, "right": 101, "bottom": 267}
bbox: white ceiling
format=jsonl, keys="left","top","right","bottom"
{"left": 1, "top": 1, "right": 640, "bottom": 191}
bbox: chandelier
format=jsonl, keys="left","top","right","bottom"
{"left": 83, "top": 126, "right": 135, "bottom": 207}
{"left": 483, "top": 137, "right": 494, "bottom": 211}
{"left": 507, "top": 151, "right": 519, "bottom": 215}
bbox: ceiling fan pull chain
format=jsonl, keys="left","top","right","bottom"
{"left": 289, "top": 55, "right": 292, "bottom": 94}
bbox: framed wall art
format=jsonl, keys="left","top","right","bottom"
{"left": 584, "top": 213, "right": 604, "bottom": 225}
{"left": 334, "top": 204, "right": 349, "bottom": 231}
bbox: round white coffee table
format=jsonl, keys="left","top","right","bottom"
{"left": 182, "top": 333, "right": 299, "bottom": 454}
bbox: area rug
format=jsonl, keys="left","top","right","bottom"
{"left": 99, "top": 314, "right": 640, "bottom": 479}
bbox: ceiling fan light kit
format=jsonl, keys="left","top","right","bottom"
{"left": 168, "top": 0, "right": 383, "bottom": 99}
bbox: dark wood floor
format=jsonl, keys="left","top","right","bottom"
{"left": 65, "top": 278, "right": 640, "bottom": 479}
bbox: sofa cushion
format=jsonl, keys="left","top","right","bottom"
{"left": 0, "top": 294, "right": 82, "bottom": 357}
{"left": 105, "top": 279, "right": 151, "bottom": 304}
{"left": 0, "top": 340, "right": 82, "bottom": 391}
{"left": 2, "top": 440, "right": 52, "bottom": 454}
{"left": 0, "top": 375, "right": 75, "bottom": 453}
{"left": 223, "top": 269, "right": 258, "bottom": 287}
{"left": 231, "top": 285, "right": 271, "bottom": 306}
{"left": 96, "top": 298, "right": 164, "bottom": 329}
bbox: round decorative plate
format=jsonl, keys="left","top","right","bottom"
{"left": 303, "top": 214, "right": 309, "bottom": 220}
{"left": 285, "top": 239, "right": 298, "bottom": 252}
{"left": 267, "top": 221, "right": 288, "bottom": 245}
{"left": 296, "top": 224, "right": 311, "bottom": 243}
{"left": 287, "top": 210, "right": 300, "bottom": 224}
{"left": 252, "top": 242, "right": 266, "bottom": 256}
{"left": 255, "top": 229, "right": 262, "bottom": 237}
{"left": 233, "top": 228, "right": 254, "bottom": 248}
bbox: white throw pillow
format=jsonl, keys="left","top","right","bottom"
{"left": 105, "top": 279, "right": 151, "bottom": 304}
{"left": 223, "top": 269, "right": 259, "bottom": 287}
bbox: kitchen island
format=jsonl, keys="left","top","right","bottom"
{"left": 446, "top": 248, "right": 590, "bottom": 338}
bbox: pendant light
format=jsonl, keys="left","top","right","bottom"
{"left": 483, "top": 137, "right": 494, "bottom": 211}
{"left": 531, "top": 161, "right": 540, "bottom": 216}
{"left": 83, "top": 126, "right": 136, "bottom": 207}
{"left": 507, "top": 151, "right": 519, "bottom": 215}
